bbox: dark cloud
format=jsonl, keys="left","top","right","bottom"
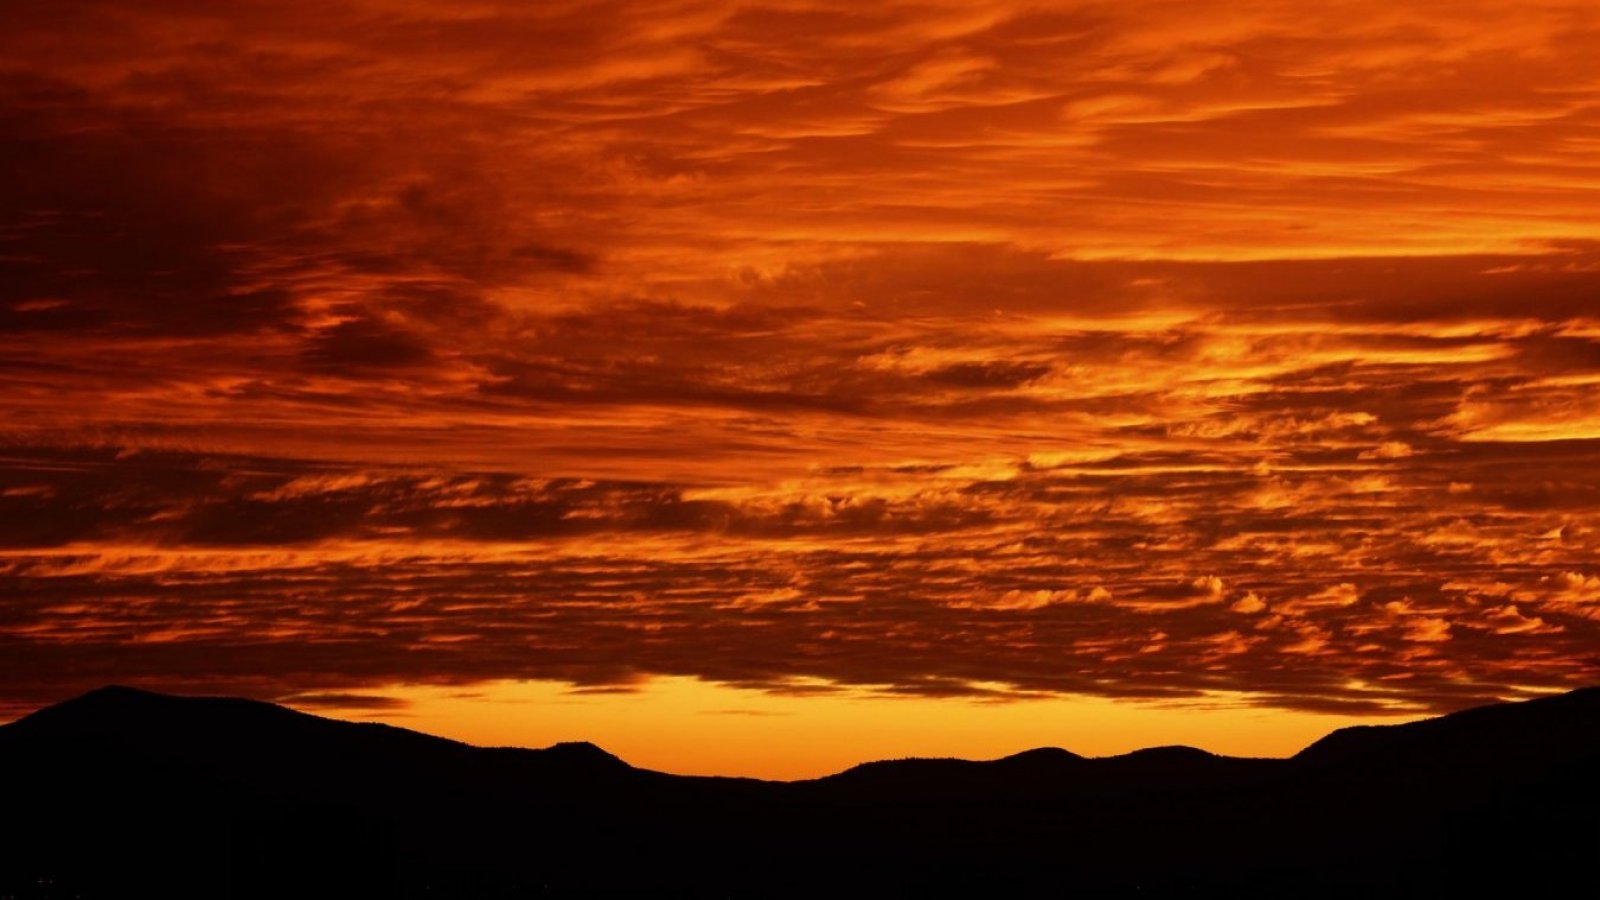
{"left": 924, "top": 361, "right": 1052, "bottom": 389}
{"left": 278, "top": 692, "right": 410, "bottom": 711}
{"left": 0, "top": 73, "right": 308, "bottom": 337}
{"left": 303, "top": 315, "right": 435, "bottom": 372}
{"left": 752, "top": 242, "right": 1600, "bottom": 323}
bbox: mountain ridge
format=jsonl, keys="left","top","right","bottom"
{"left": 16, "top": 682, "right": 1596, "bottom": 776}
{"left": 2, "top": 684, "right": 1596, "bottom": 898}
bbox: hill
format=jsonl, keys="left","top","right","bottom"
{"left": 2, "top": 685, "right": 1596, "bottom": 898}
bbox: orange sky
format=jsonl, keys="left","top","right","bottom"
{"left": 3, "top": 0, "right": 1599, "bottom": 776}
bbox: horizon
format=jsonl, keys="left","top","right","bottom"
{"left": 6, "top": 677, "right": 1459, "bottom": 780}
{"left": 5, "top": 0, "right": 1600, "bottom": 781}
{"left": 9, "top": 681, "right": 1593, "bottom": 782}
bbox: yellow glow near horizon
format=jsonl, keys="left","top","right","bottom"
{"left": 294, "top": 677, "right": 1425, "bottom": 780}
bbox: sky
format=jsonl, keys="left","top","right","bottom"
{"left": 3, "top": 0, "right": 1599, "bottom": 778}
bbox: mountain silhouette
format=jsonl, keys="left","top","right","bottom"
{"left": 2, "top": 686, "right": 1596, "bottom": 898}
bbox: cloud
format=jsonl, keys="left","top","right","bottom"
{"left": 4, "top": 0, "right": 1600, "bottom": 721}
{"left": 302, "top": 315, "right": 435, "bottom": 372}
{"left": 279, "top": 692, "right": 410, "bottom": 711}
{"left": 1, "top": 436, "right": 1597, "bottom": 718}
{"left": 1230, "top": 593, "right": 1268, "bottom": 615}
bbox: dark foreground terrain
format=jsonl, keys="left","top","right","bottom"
{"left": 1, "top": 686, "right": 1596, "bottom": 898}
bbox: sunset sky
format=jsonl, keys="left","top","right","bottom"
{"left": 4, "top": 0, "right": 1599, "bottom": 778}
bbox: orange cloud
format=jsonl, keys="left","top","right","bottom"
{"left": 3, "top": 0, "right": 1600, "bottom": 739}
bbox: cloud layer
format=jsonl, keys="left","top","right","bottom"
{"left": 4, "top": 0, "right": 1600, "bottom": 717}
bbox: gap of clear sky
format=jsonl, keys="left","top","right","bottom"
{"left": 2, "top": 0, "right": 1598, "bottom": 777}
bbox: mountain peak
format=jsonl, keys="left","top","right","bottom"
{"left": 543, "top": 740, "right": 630, "bottom": 768}
{"left": 5, "top": 683, "right": 180, "bottom": 736}
{"left": 79, "top": 683, "right": 157, "bottom": 698}
{"left": 1111, "top": 744, "right": 1217, "bottom": 761}
{"left": 1293, "top": 686, "right": 1600, "bottom": 771}
{"left": 61, "top": 684, "right": 166, "bottom": 708}
{"left": 996, "top": 746, "right": 1085, "bottom": 764}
